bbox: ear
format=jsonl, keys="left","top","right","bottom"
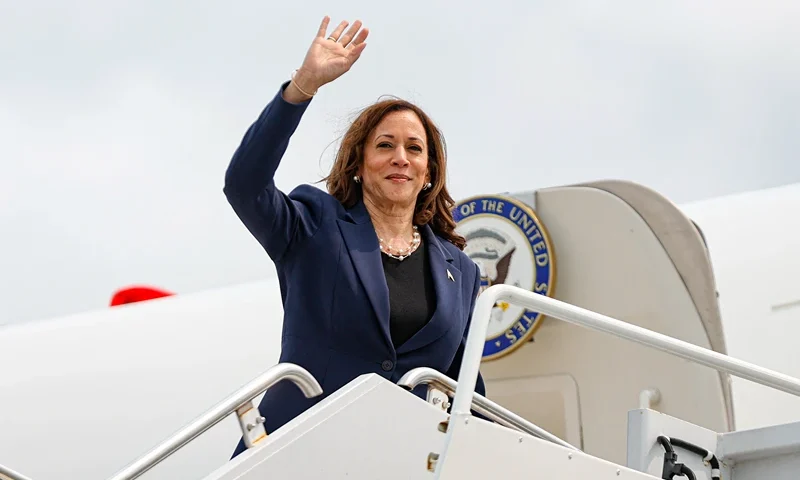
{"left": 356, "top": 156, "right": 366, "bottom": 177}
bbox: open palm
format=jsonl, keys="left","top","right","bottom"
{"left": 297, "top": 17, "right": 369, "bottom": 92}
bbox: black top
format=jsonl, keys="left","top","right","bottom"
{"left": 382, "top": 239, "right": 437, "bottom": 348}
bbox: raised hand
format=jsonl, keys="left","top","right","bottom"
{"left": 290, "top": 17, "right": 369, "bottom": 98}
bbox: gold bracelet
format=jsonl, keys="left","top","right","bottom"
{"left": 291, "top": 70, "right": 317, "bottom": 97}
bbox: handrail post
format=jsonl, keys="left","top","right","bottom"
{"left": 449, "top": 285, "right": 503, "bottom": 416}
{"left": 451, "top": 284, "right": 800, "bottom": 419}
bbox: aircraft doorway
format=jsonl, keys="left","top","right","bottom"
{"left": 484, "top": 373, "right": 583, "bottom": 449}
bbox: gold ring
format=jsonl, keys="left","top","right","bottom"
{"left": 327, "top": 36, "right": 338, "bottom": 42}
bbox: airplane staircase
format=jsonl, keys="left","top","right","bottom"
{"left": 3, "top": 285, "right": 800, "bottom": 479}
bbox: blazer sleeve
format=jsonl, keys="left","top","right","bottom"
{"left": 223, "top": 81, "right": 325, "bottom": 262}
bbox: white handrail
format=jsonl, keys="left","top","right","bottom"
{"left": 397, "top": 367, "right": 579, "bottom": 451}
{"left": 450, "top": 284, "right": 800, "bottom": 417}
{"left": 107, "top": 362, "right": 322, "bottom": 480}
{"left": 0, "top": 463, "right": 34, "bottom": 480}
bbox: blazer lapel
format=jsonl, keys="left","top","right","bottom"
{"left": 336, "top": 201, "right": 393, "bottom": 350}
{"left": 397, "top": 224, "right": 462, "bottom": 354}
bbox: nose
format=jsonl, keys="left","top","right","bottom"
{"left": 391, "top": 146, "right": 410, "bottom": 166}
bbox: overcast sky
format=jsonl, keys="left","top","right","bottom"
{"left": 2, "top": 1, "right": 799, "bottom": 325}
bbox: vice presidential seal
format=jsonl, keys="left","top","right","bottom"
{"left": 453, "top": 194, "right": 556, "bottom": 361}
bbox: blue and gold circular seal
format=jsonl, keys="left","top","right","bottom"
{"left": 453, "top": 194, "right": 556, "bottom": 361}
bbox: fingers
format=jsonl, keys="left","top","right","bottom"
{"left": 347, "top": 37, "right": 368, "bottom": 63}
{"left": 326, "top": 20, "right": 350, "bottom": 42}
{"left": 338, "top": 20, "right": 363, "bottom": 46}
{"left": 346, "top": 27, "right": 369, "bottom": 49}
{"left": 316, "top": 16, "right": 330, "bottom": 38}
{"left": 347, "top": 41, "right": 368, "bottom": 63}
{"left": 319, "top": 18, "right": 367, "bottom": 47}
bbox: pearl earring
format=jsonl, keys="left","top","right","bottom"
{"left": 423, "top": 182, "right": 432, "bottom": 190}
{"left": 353, "top": 175, "right": 360, "bottom": 183}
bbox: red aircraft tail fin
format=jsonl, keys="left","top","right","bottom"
{"left": 110, "top": 286, "right": 174, "bottom": 307}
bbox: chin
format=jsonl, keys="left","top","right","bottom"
{"left": 381, "top": 190, "right": 418, "bottom": 207}
{"left": 369, "top": 181, "right": 421, "bottom": 206}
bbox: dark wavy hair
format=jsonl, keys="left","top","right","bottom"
{"left": 323, "top": 98, "right": 466, "bottom": 250}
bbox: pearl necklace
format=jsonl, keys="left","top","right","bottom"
{"left": 379, "top": 226, "right": 421, "bottom": 261}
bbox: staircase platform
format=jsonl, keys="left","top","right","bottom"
{"left": 203, "top": 373, "right": 658, "bottom": 480}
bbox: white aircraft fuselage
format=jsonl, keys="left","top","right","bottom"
{"left": 1, "top": 180, "right": 798, "bottom": 480}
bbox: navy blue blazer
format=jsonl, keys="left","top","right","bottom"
{"left": 224, "top": 81, "right": 486, "bottom": 457}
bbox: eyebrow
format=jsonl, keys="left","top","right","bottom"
{"left": 376, "top": 133, "right": 424, "bottom": 142}
{"left": 375, "top": 133, "right": 425, "bottom": 145}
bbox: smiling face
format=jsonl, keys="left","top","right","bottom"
{"left": 325, "top": 99, "right": 464, "bottom": 248}
{"left": 358, "top": 109, "right": 430, "bottom": 211}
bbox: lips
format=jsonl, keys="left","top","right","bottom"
{"left": 386, "top": 174, "right": 411, "bottom": 181}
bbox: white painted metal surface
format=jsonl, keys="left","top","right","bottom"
{"left": 717, "top": 421, "right": 800, "bottom": 480}
{"left": 628, "top": 408, "right": 800, "bottom": 480}
{"left": 202, "top": 374, "right": 450, "bottom": 480}
{"left": 200, "top": 372, "right": 660, "bottom": 480}
{"left": 433, "top": 413, "right": 658, "bottom": 479}
{"left": 627, "top": 408, "right": 731, "bottom": 480}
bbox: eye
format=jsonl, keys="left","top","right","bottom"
{"left": 409, "top": 144, "right": 423, "bottom": 152}
{"left": 377, "top": 141, "right": 392, "bottom": 148}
